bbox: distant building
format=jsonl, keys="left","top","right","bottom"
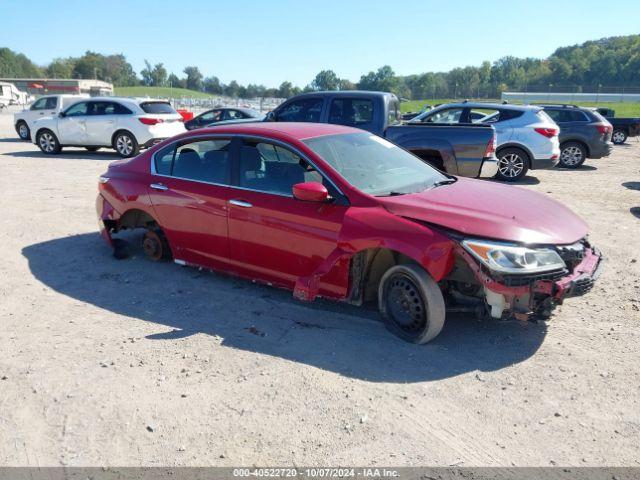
{"left": 0, "top": 78, "right": 113, "bottom": 96}
{"left": 502, "top": 91, "right": 640, "bottom": 104}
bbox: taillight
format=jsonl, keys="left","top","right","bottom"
{"left": 534, "top": 127, "right": 558, "bottom": 138}
{"left": 138, "top": 117, "right": 164, "bottom": 125}
{"left": 484, "top": 133, "right": 497, "bottom": 157}
{"left": 595, "top": 124, "right": 612, "bottom": 135}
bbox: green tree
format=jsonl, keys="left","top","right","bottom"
{"left": 183, "top": 66, "right": 203, "bottom": 91}
{"left": 311, "top": 69, "right": 340, "bottom": 90}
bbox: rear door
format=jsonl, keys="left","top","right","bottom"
{"left": 84, "top": 101, "right": 122, "bottom": 145}
{"left": 147, "top": 137, "right": 233, "bottom": 269}
{"left": 225, "top": 137, "right": 349, "bottom": 296}
{"left": 467, "top": 107, "right": 515, "bottom": 143}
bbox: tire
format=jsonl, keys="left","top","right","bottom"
{"left": 612, "top": 130, "right": 627, "bottom": 145}
{"left": 16, "top": 121, "right": 30, "bottom": 140}
{"left": 36, "top": 129, "right": 62, "bottom": 154}
{"left": 113, "top": 131, "right": 139, "bottom": 158}
{"left": 142, "top": 228, "right": 172, "bottom": 262}
{"left": 378, "top": 263, "right": 446, "bottom": 344}
{"left": 495, "top": 147, "right": 529, "bottom": 181}
{"left": 559, "top": 142, "right": 587, "bottom": 169}
{"left": 85, "top": 146, "right": 100, "bottom": 152}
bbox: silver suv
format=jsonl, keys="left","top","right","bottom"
{"left": 411, "top": 102, "right": 561, "bottom": 181}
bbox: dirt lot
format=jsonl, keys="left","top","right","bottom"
{"left": 0, "top": 107, "right": 639, "bottom": 467}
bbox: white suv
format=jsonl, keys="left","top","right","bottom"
{"left": 14, "top": 94, "right": 88, "bottom": 140}
{"left": 411, "top": 102, "right": 561, "bottom": 181}
{"left": 32, "top": 97, "right": 186, "bottom": 157}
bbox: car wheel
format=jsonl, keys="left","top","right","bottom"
{"left": 612, "top": 130, "right": 627, "bottom": 145}
{"left": 378, "top": 263, "right": 446, "bottom": 344}
{"left": 36, "top": 130, "right": 62, "bottom": 154}
{"left": 495, "top": 148, "right": 529, "bottom": 181}
{"left": 559, "top": 142, "right": 586, "bottom": 169}
{"left": 142, "top": 228, "right": 172, "bottom": 262}
{"left": 114, "top": 132, "right": 139, "bottom": 158}
{"left": 16, "top": 121, "right": 30, "bottom": 140}
{"left": 85, "top": 146, "right": 100, "bottom": 152}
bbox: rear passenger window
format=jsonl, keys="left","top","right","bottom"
{"left": 328, "top": 98, "right": 374, "bottom": 126}
{"left": 275, "top": 98, "right": 323, "bottom": 122}
{"left": 154, "top": 139, "right": 231, "bottom": 184}
{"left": 239, "top": 140, "right": 322, "bottom": 195}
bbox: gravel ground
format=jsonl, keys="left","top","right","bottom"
{"left": 0, "top": 107, "right": 639, "bottom": 467}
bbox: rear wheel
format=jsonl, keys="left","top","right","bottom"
{"left": 612, "top": 130, "right": 627, "bottom": 145}
{"left": 495, "top": 148, "right": 529, "bottom": 181}
{"left": 142, "top": 228, "right": 172, "bottom": 262}
{"left": 378, "top": 263, "right": 446, "bottom": 344}
{"left": 559, "top": 142, "right": 586, "bottom": 168}
{"left": 36, "top": 130, "right": 62, "bottom": 154}
{"left": 16, "top": 121, "right": 30, "bottom": 140}
{"left": 114, "top": 131, "right": 139, "bottom": 158}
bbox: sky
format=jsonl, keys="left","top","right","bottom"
{"left": 1, "top": 0, "right": 639, "bottom": 87}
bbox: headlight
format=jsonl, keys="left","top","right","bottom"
{"left": 462, "top": 239, "right": 566, "bottom": 275}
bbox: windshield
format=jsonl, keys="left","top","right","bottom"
{"left": 303, "top": 132, "right": 448, "bottom": 196}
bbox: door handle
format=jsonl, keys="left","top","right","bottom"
{"left": 150, "top": 183, "right": 168, "bottom": 191}
{"left": 229, "top": 199, "right": 252, "bottom": 208}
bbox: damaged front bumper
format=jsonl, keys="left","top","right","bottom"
{"left": 455, "top": 242, "right": 603, "bottom": 320}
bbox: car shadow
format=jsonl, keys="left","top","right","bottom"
{"left": 489, "top": 175, "right": 541, "bottom": 186}
{"left": 556, "top": 164, "right": 598, "bottom": 171}
{"left": 622, "top": 182, "right": 640, "bottom": 191}
{"left": 631, "top": 207, "right": 640, "bottom": 219}
{"left": 21, "top": 232, "right": 547, "bottom": 383}
{"left": 3, "top": 149, "right": 120, "bottom": 161}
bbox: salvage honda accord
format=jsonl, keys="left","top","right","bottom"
{"left": 96, "top": 122, "right": 602, "bottom": 343}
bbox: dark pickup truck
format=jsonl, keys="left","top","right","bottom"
{"left": 261, "top": 91, "right": 498, "bottom": 178}
{"left": 596, "top": 108, "right": 640, "bottom": 144}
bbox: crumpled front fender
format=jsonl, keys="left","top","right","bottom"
{"left": 293, "top": 205, "right": 456, "bottom": 302}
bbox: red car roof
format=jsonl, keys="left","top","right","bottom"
{"left": 195, "top": 122, "right": 362, "bottom": 141}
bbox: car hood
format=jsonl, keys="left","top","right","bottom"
{"left": 377, "top": 177, "right": 588, "bottom": 245}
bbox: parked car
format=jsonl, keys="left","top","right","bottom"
{"left": 184, "top": 107, "right": 263, "bottom": 130}
{"left": 97, "top": 122, "right": 602, "bottom": 344}
{"left": 14, "top": 94, "right": 88, "bottom": 140}
{"left": 540, "top": 105, "right": 613, "bottom": 168}
{"left": 401, "top": 104, "right": 432, "bottom": 121}
{"left": 261, "top": 91, "right": 498, "bottom": 179}
{"left": 410, "top": 102, "right": 561, "bottom": 181}
{"left": 32, "top": 97, "right": 186, "bottom": 157}
{"left": 595, "top": 107, "right": 640, "bottom": 145}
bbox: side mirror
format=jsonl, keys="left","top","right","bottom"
{"left": 58, "top": 112, "right": 66, "bottom": 118}
{"left": 292, "top": 182, "right": 329, "bottom": 202}
{"left": 265, "top": 111, "right": 275, "bottom": 122}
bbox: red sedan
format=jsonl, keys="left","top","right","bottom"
{"left": 97, "top": 122, "right": 602, "bottom": 343}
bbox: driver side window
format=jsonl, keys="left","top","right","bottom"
{"left": 275, "top": 98, "right": 323, "bottom": 122}
{"left": 30, "top": 98, "right": 47, "bottom": 110}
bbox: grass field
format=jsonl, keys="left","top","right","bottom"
{"left": 400, "top": 98, "right": 640, "bottom": 116}
{"left": 113, "top": 86, "right": 216, "bottom": 99}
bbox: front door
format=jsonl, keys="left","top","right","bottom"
{"left": 226, "top": 138, "right": 349, "bottom": 297}
{"left": 58, "top": 101, "right": 89, "bottom": 144}
{"left": 147, "top": 137, "right": 233, "bottom": 270}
